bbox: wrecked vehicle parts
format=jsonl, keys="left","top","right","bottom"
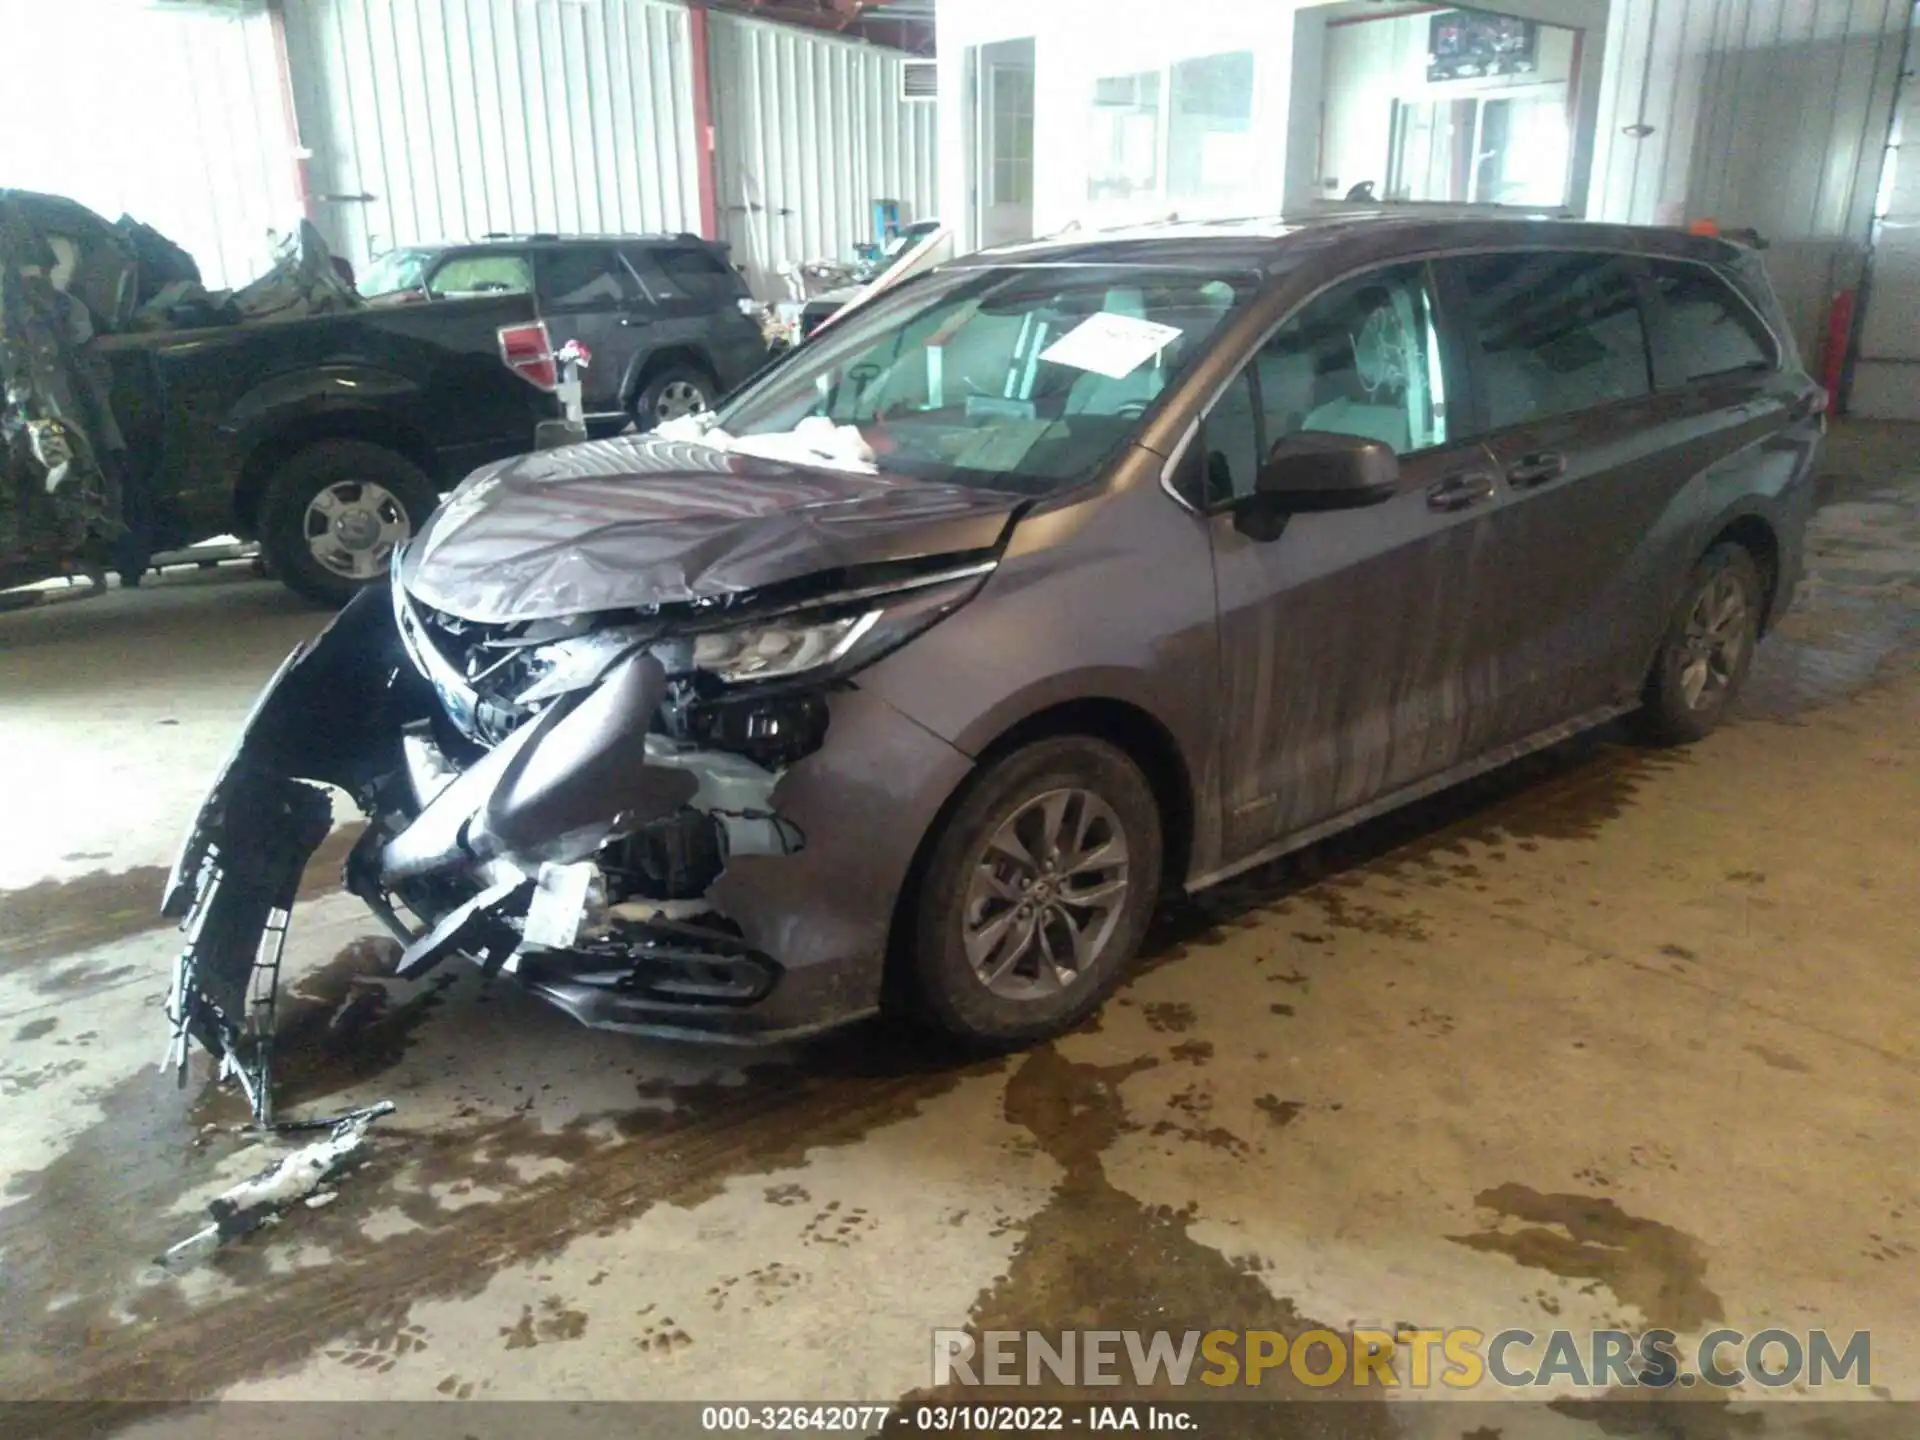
{"left": 162, "top": 522, "right": 1000, "bottom": 1112}
{"left": 158, "top": 1102, "right": 395, "bottom": 1270}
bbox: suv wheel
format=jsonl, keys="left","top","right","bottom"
{"left": 907, "top": 737, "right": 1163, "bottom": 1046}
{"left": 633, "top": 366, "right": 715, "bottom": 429}
{"left": 1633, "top": 542, "right": 1763, "bottom": 744}
{"left": 258, "top": 440, "right": 439, "bottom": 607}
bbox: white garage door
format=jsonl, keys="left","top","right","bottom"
{"left": 1853, "top": 10, "right": 1920, "bottom": 419}
{"left": 0, "top": 0, "right": 301, "bottom": 289}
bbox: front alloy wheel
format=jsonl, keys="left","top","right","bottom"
{"left": 908, "top": 736, "right": 1162, "bottom": 1045}
{"left": 964, "top": 788, "right": 1131, "bottom": 1001}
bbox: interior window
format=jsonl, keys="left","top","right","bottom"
{"left": 427, "top": 252, "right": 533, "bottom": 298}
{"left": 1202, "top": 264, "right": 1447, "bottom": 508}
{"left": 1648, "top": 261, "right": 1776, "bottom": 382}
{"left": 1454, "top": 251, "right": 1652, "bottom": 428}
{"left": 536, "top": 247, "right": 640, "bottom": 308}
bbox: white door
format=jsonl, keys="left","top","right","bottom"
{"left": 974, "top": 38, "right": 1036, "bottom": 250}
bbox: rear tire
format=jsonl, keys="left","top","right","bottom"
{"left": 631, "top": 365, "right": 716, "bottom": 431}
{"left": 906, "top": 737, "right": 1162, "bottom": 1047}
{"left": 258, "top": 440, "right": 439, "bottom": 607}
{"left": 1632, "top": 542, "right": 1763, "bottom": 745}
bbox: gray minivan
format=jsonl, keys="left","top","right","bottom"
{"left": 165, "top": 215, "right": 1821, "bottom": 1110}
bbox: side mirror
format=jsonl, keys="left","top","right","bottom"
{"left": 1234, "top": 431, "right": 1399, "bottom": 540}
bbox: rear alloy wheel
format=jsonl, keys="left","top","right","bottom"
{"left": 259, "top": 440, "right": 439, "bottom": 607}
{"left": 908, "top": 737, "right": 1162, "bottom": 1045}
{"left": 634, "top": 367, "right": 715, "bottom": 429}
{"left": 1634, "top": 542, "right": 1763, "bottom": 744}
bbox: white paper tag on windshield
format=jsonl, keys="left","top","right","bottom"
{"left": 1039, "top": 312, "right": 1184, "bottom": 380}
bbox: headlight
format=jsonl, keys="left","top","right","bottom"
{"left": 691, "top": 611, "right": 880, "bottom": 683}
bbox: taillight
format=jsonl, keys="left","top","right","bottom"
{"left": 498, "top": 321, "right": 558, "bottom": 391}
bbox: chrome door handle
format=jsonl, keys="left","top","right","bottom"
{"left": 1426, "top": 471, "right": 1497, "bottom": 513}
{"left": 1507, "top": 451, "right": 1567, "bottom": 487}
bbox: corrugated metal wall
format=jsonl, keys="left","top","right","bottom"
{"left": 1585, "top": 0, "right": 1911, "bottom": 362}
{"left": 285, "top": 0, "right": 703, "bottom": 267}
{"left": 709, "top": 13, "right": 939, "bottom": 296}
{"left": 0, "top": 0, "right": 299, "bottom": 289}
{"left": 1853, "top": 4, "right": 1919, "bottom": 417}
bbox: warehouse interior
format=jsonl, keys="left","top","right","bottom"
{"left": 3, "top": 0, "right": 1920, "bottom": 1432}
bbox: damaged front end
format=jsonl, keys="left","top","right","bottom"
{"left": 162, "top": 548, "right": 993, "bottom": 1121}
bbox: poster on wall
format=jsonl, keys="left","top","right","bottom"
{"left": 1428, "top": 8, "right": 1539, "bottom": 82}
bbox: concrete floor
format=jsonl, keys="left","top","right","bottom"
{"left": 3, "top": 423, "right": 1919, "bottom": 1437}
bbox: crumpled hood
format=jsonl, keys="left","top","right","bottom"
{"left": 399, "top": 433, "right": 1023, "bottom": 624}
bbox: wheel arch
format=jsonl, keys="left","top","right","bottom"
{"left": 623, "top": 344, "right": 720, "bottom": 411}
{"left": 1704, "top": 511, "right": 1783, "bottom": 633}
{"left": 880, "top": 695, "right": 1197, "bottom": 1013}
{"left": 234, "top": 410, "right": 439, "bottom": 536}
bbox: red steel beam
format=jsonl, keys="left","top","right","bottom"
{"left": 266, "top": 0, "right": 316, "bottom": 223}
{"left": 688, "top": 3, "right": 722, "bottom": 240}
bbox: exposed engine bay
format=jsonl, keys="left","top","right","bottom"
{"left": 159, "top": 532, "right": 998, "bottom": 1124}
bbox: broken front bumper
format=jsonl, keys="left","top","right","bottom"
{"left": 162, "top": 579, "right": 975, "bottom": 1119}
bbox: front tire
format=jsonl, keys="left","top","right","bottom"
{"left": 1633, "top": 542, "right": 1763, "bottom": 745}
{"left": 258, "top": 440, "right": 439, "bottom": 607}
{"left": 907, "top": 737, "right": 1163, "bottom": 1046}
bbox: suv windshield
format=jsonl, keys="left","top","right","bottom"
{"left": 719, "top": 264, "right": 1258, "bottom": 493}
{"left": 359, "top": 248, "right": 437, "bottom": 297}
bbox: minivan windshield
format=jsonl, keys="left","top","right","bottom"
{"left": 717, "top": 264, "right": 1259, "bottom": 494}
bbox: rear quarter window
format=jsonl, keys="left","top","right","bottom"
{"left": 631, "top": 245, "right": 746, "bottom": 302}
{"left": 1648, "top": 260, "right": 1778, "bottom": 382}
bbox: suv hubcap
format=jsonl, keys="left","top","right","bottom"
{"left": 654, "top": 379, "right": 709, "bottom": 422}
{"left": 1678, "top": 569, "right": 1749, "bottom": 710}
{"left": 964, "top": 788, "right": 1130, "bottom": 1001}
{"left": 304, "top": 481, "right": 411, "bottom": 581}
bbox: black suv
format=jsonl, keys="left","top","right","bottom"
{"left": 359, "top": 234, "right": 770, "bottom": 426}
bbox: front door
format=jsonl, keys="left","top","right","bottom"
{"left": 1196, "top": 261, "right": 1505, "bottom": 861}
{"left": 973, "top": 39, "right": 1035, "bottom": 250}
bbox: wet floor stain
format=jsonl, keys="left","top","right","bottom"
{"left": 895, "top": 1045, "right": 1396, "bottom": 1434}
{"left": 0, "top": 1017, "right": 997, "bottom": 1412}
{"left": 1142, "top": 1001, "right": 1198, "bottom": 1034}
{"left": 12, "top": 1016, "right": 57, "bottom": 1042}
{"left": 1743, "top": 1043, "right": 1811, "bottom": 1074}
{"left": 500, "top": 1296, "right": 588, "bottom": 1349}
{"left": 326, "top": 1320, "right": 430, "bottom": 1372}
{"left": 1448, "top": 1184, "right": 1723, "bottom": 1333}
{"left": 0, "top": 823, "right": 364, "bottom": 975}
{"left": 1253, "top": 1096, "right": 1304, "bottom": 1129}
